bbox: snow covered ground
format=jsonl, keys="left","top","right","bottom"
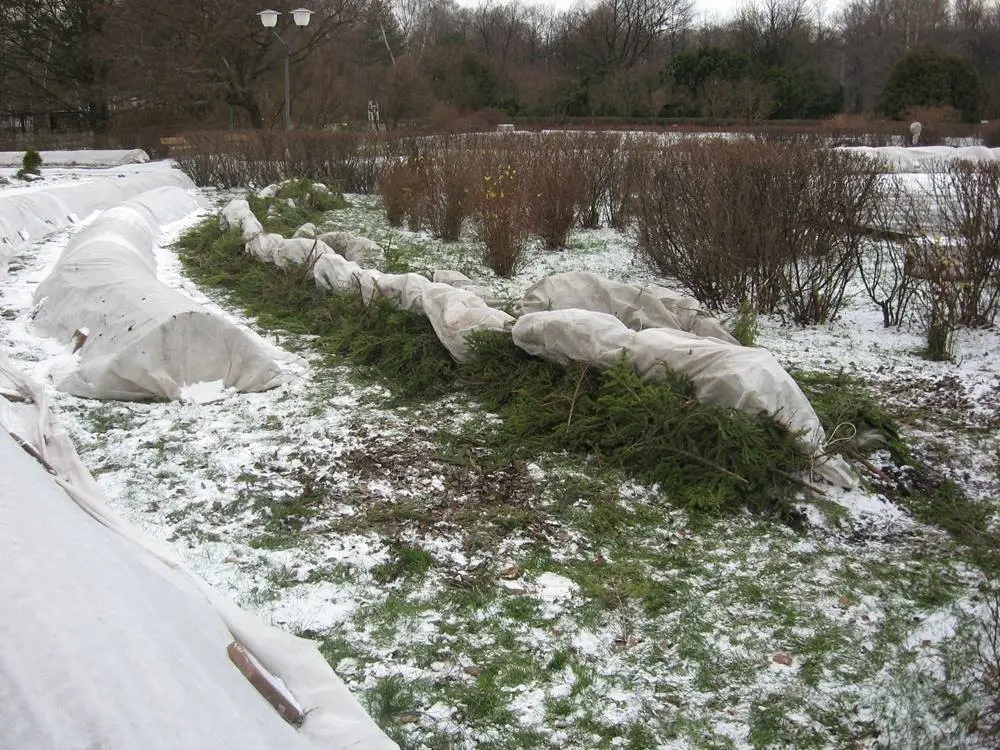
{"left": 2, "top": 161, "right": 998, "bottom": 748}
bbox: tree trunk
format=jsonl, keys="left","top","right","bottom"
{"left": 227, "top": 91, "right": 263, "bottom": 129}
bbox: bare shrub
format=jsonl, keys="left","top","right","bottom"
{"left": 378, "top": 159, "right": 419, "bottom": 227}
{"left": 925, "top": 288, "right": 959, "bottom": 361}
{"left": 855, "top": 177, "right": 921, "bottom": 328}
{"left": 575, "top": 132, "right": 621, "bottom": 229}
{"left": 421, "top": 140, "right": 474, "bottom": 242}
{"left": 907, "top": 238, "right": 963, "bottom": 360}
{"left": 526, "top": 134, "right": 583, "bottom": 250}
{"left": 472, "top": 154, "right": 532, "bottom": 278}
{"left": 928, "top": 160, "right": 1000, "bottom": 327}
{"left": 606, "top": 136, "right": 649, "bottom": 230}
{"left": 174, "top": 130, "right": 389, "bottom": 192}
{"left": 635, "top": 140, "right": 888, "bottom": 323}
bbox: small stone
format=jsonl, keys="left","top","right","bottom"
{"left": 772, "top": 652, "right": 794, "bottom": 666}
{"left": 499, "top": 564, "right": 521, "bottom": 579}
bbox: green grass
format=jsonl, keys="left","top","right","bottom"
{"left": 175, "top": 217, "right": 818, "bottom": 517}
{"left": 159, "top": 196, "right": 994, "bottom": 749}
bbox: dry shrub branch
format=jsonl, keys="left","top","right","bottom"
{"left": 634, "top": 140, "right": 890, "bottom": 323}
{"left": 526, "top": 133, "right": 583, "bottom": 250}
{"left": 929, "top": 160, "right": 1000, "bottom": 327}
{"left": 471, "top": 145, "right": 532, "bottom": 278}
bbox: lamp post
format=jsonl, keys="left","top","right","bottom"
{"left": 257, "top": 8, "right": 313, "bottom": 131}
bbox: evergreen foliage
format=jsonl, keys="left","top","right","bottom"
{"left": 664, "top": 47, "right": 842, "bottom": 120}
{"left": 16, "top": 148, "right": 42, "bottom": 178}
{"left": 463, "top": 332, "right": 810, "bottom": 516}
{"left": 175, "top": 215, "right": 822, "bottom": 517}
{"left": 246, "top": 180, "right": 347, "bottom": 236}
{"left": 880, "top": 46, "right": 986, "bottom": 123}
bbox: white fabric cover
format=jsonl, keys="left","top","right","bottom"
{"left": 0, "top": 353, "right": 397, "bottom": 750}
{"left": 317, "top": 230, "right": 387, "bottom": 269}
{"left": 249, "top": 233, "right": 327, "bottom": 272}
{"left": 222, "top": 200, "right": 512, "bottom": 360}
{"left": 520, "top": 271, "right": 738, "bottom": 344}
{"left": 370, "top": 272, "right": 432, "bottom": 312}
{"left": 0, "top": 149, "right": 150, "bottom": 168}
{"left": 421, "top": 283, "right": 514, "bottom": 362}
{"left": 432, "top": 270, "right": 501, "bottom": 307}
{"left": 512, "top": 310, "right": 855, "bottom": 487}
{"left": 33, "top": 188, "right": 289, "bottom": 400}
{"left": 839, "top": 145, "right": 1000, "bottom": 173}
{"left": 0, "top": 166, "right": 193, "bottom": 262}
{"left": 313, "top": 252, "right": 373, "bottom": 295}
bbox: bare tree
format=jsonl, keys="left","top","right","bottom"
{"left": 733, "top": 0, "right": 811, "bottom": 68}
{"left": 571, "top": 0, "right": 693, "bottom": 73}
{"left": 103, "top": 0, "right": 366, "bottom": 129}
{"left": 0, "top": 0, "right": 113, "bottom": 128}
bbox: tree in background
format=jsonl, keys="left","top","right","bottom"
{"left": 0, "top": 0, "right": 113, "bottom": 130}
{"left": 102, "top": 0, "right": 366, "bottom": 129}
{"left": 880, "top": 45, "right": 987, "bottom": 122}
{"left": 4, "top": 0, "right": 1000, "bottom": 133}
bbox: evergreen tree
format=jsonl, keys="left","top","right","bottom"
{"left": 880, "top": 46, "right": 986, "bottom": 123}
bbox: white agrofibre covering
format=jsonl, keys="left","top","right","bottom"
{"left": 221, "top": 199, "right": 514, "bottom": 362}
{"left": 221, "top": 196, "right": 853, "bottom": 485}
{"left": 512, "top": 310, "right": 856, "bottom": 487}
{"left": 0, "top": 165, "right": 193, "bottom": 262}
{"left": 519, "top": 271, "right": 739, "bottom": 344}
{"left": 0, "top": 353, "right": 398, "bottom": 750}
{"left": 316, "top": 230, "right": 387, "bottom": 269}
{"left": 0, "top": 148, "right": 150, "bottom": 168}
{"left": 839, "top": 145, "right": 1000, "bottom": 172}
{"left": 33, "top": 187, "right": 289, "bottom": 400}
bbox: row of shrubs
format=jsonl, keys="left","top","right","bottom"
{"left": 637, "top": 143, "right": 1000, "bottom": 359}
{"left": 173, "top": 129, "right": 999, "bottom": 354}
{"left": 377, "top": 132, "right": 645, "bottom": 277}
{"left": 377, "top": 135, "right": 997, "bottom": 338}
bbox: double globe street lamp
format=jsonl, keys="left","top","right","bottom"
{"left": 257, "top": 8, "right": 313, "bottom": 131}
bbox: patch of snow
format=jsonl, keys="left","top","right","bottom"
{"left": 179, "top": 380, "right": 231, "bottom": 404}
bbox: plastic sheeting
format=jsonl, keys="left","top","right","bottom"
{"left": 512, "top": 310, "right": 856, "bottom": 487}
{"left": 519, "top": 271, "right": 738, "bottom": 344}
{"left": 0, "top": 149, "right": 150, "bottom": 168}
{"left": 0, "top": 353, "right": 398, "bottom": 750}
{"left": 839, "top": 145, "right": 1000, "bottom": 173}
{"left": 33, "top": 188, "right": 289, "bottom": 400}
